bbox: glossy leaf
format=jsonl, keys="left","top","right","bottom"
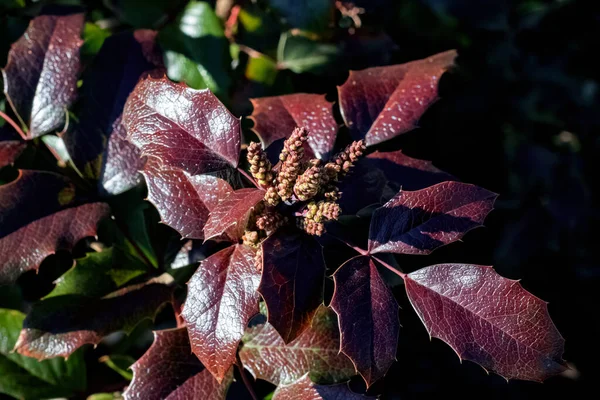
{"left": 125, "top": 327, "right": 231, "bottom": 400}
{"left": 143, "top": 158, "right": 232, "bottom": 239}
{"left": 239, "top": 306, "right": 355, "bottom": 385}
{"left": 330, "top": 256, "right": 400, "bottom": 387}
{"left": 259, "top": 228, "right": 326, "bottom": 343}
{"left": 0, "top": 127, "right": 25, "bottom": 168}
{"left": 368, "top": 181, "right": 498, "bottom": 255}
{"left": 0, "top": 308, "right": 86, "bottom": 399}
{"left": 2, "top": 14, "right": 84, "bottom": 138}
{"left": 14, "top": 279, "right": 173, "bottom": 360}
{"left": 123, "top": 75, "right": 241, "bottom": 174}
{"left": 159, "top": 1, "right": 232, "bottom": 98}
{"left": 338, "top": 50, "right": 457, "bottom": 146}
{"left": 364, "top": 150, "right": 456, "bottom": 190}
{"left": 45, "top": 248, "right": 147, "bottom": 299}
{"left": 277, "top": 32, "right": 339, "bottom": 74}
{"left": 0, "top": 202, "right": 110, "bottom": 284}
{"left": 405, "top": 264, "right": 566, "bottom": 381}
{"left": 250, "top": 93, "right": 338, "bottom": 159}
{"left": 203, "top": 188, "right": 265, "bottom": 241}
{"left": 63, "top": 30, "right": 161, "bottom": 195}
{"left": 182, "top": 244, "right": 260, "bottom": 382}
{"left": 272, "top": 374, "right": 367, "bottom": 400}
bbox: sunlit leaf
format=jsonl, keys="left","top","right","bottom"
{"left": 203, "top": 188, "right": 265, "bottom": 241}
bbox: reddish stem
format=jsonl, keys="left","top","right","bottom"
{"left": 0, "top": 110, "right": 27, "bottom": 140}
{"left": 236, "top": 354, "right": 258, "bottom": 400}
{"left": 327, "top": 233, "right": 406, "bottom": 279}
{"left": 237, "top": 167, "right": 260, "bottom": 189}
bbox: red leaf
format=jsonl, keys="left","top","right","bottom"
{"left": 123, "top": 75, "right": 241, "bottom": 174}
{"left": 62, "top": 30, "right": 162, "bottom": 195}
{"left": 368, "top": 181, "right": 498, "bottom": 255}
{"left": 203, "top": 188, "right": 265, "bottom": 241}
{"left": 250, "top": 94, "right": 338, "bottom": 159}
{"left": 259, "top": 228, "right": 326, "bottom": 343}
{"left": 0, "top": 128, "right": 25, "bottom": 168}
{"left": 330, "top": 256, "right": 399, "bottom": 387}
{"left": 125, "top": 327, "right": 232, "bottom": 400}
{"left": 182, "top": 244, "right": 260, "bottom": 382}
{"left": 0, "top": 202, "right": 110, "bottom": 284}
{"left": 143, "top": 158, "right": 232, "bottom": 239}
{"left": 272, "top": 374, "right": 369, "bottom": 400}
{"left": 364, "top": 150, "right": 456, "bottom": 190}
{"left": 239, "top": 306, "right": 355, "bottom": 385}
{"left": 405, "top": 264, "right": 566, "bottom": 381}
{"left": 338, "top": 50, "right": 456, "bottom": 146}
{"left": 14, "top": 279, "right": 174, "bottom": 360}
{"left": 2, "top": 14, "right": 84, "bottom": 138}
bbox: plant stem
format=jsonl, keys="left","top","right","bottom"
{"left": 237, "top": 167, "right": 260, "bottom": 189}
{"left": 114, "top": 217, "right": 156, "bottom": 270}
{"left": 327, "top": 233, "right": 406, "bottom": 279}
{"left": 236, "top": 354, "right": 258, "bottom": 400}
{"left": 0, "top": 110, "right": 27, "bottom": 140}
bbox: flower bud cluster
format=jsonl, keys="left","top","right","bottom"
{"left": 247, "top": 142, "right": 274, "bottom": 188}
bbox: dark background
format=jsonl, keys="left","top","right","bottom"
{"left": 1, "top": 0, "right": 599, "bottom": 399}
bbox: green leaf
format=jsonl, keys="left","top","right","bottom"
{"left": 46, "top": 248, "right": 147, "bottom": 299}
{"left": 0, "top": 0, "right": 25, "bottom": 11}
{"left": 81, "top": 22, "right": 111, "bottom": 59}
{"left": 87, "top": 394, "right": 121, "bottom": 400}
{"left": 0, "top": 308, "right": 86, "bottom": 399}
{"left": 277, "top": 32, "right": 339, "bottom": 74}
{"left": 100, "top": 354, "right": 135, "bottom": 380}
{"left": 245, "top": 52, "right": 278, "bottom": 85}
{"left": 159, "top": 1, "right": 232, "bottom": 99}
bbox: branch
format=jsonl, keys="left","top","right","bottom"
{"left": 0, "top": 110, "right": 27, "bottom": 140}
{"left": 236, "top": 353, "right": 258, "bottom": 400}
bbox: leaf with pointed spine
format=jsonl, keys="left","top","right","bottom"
{"left": 2, "top": 14, "right": 84, "bottom": 138}
{"left": 405, "top": 264, "right": 566, "bottom": 381}
{"left": 338, "top": 50, "right": 456, "bottom": 146}
{"left": 272, "top": 374, "right": 368, "bottom": 400}
{"left": 143, "top": 158, "right": 232, "bottom": 239}
{"left": 182, "top": 244, "right": 260, "bottom": 383}
{"left": 259, "top": 228, "right": 326, "bottom": 343}
{"left": 125, "top": 327, "right": 231, "bottom": 400}
{"left": 14, "top": 279, "right": 173, "bottom": 360}
{"left": 368, "top": 181, "right": 497, "bottom": 255}
{"left": 364, "top": 150, "right": 456, "bottom": 190}
{"left": 203, "top": 188, "right": 265, "bottom": 241}
{"left": 239, "top": 306, "right": 355, "bottom": 385}
{"left": 0, "top": 202, "right": 110, "bottom": 285}
{"left": 250, "top": 94, "right": 338, "bottom": 159}
{"left": 123, "top": 75, "right": 241, "bottom": 174}
{"left": 330, "top": 256, "right": 399, "bottom": 387}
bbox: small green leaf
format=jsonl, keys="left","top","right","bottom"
{"left": 0, "top": 308, "right": 87, "bottom": 399}
{"left": 46, "top": 248, "right": 147, "bottom": 299}
{"left": 277, "top": 32, "right": 339, "bottom": 74}
{"left": 159, "top": 1, "right": 232, "bottom": 99}
{"left": 81, "top": 22, "right": 111, "bottom": 58}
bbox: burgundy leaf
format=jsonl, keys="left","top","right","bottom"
{"left": 272, "top": 374, "right": 368, "bottom": 400}
{"left": 143, "top": 158, "right": 232, "bottom": 239}
{"left": 123, "top": 75, "right": 241, "bottom": 174}
{"left": 364, "top": 150, "right": 456, "bottom": 190}
{"left": 239, "top": 306, "right": 355, "bottom": 385}
{"left": 2, "top": 14, "right": 84, "bottom": 138}
{"left": 14, "top": 279, "right": 174, "bottom": 360}
{"left": 203, "top": 188, "right": 265, "bottom": 241}
{"left": 182, "top": 244, "right": 260, "bottom": 382}
{"left": 0, "top": 202, "right": 110, "bottom": 284}
{"left": 338, "top": 50, "right": 456, "bottom": 146}
{"left": 0, "top": 127, "right": 25, "bottom": 168}
{"left": 337, "top": 162, "right": 387, "bottom": 215}
{"left": 250, "top": 94, "right": 338, "bottom": 159}
{"left": 258, "top": 228, "right": 326, "bottom": 343}
{"left": 125, "top": 327, "right": 232, "bottom": 400}
{"left": 62, "top": 30, "right": 161, "bottom": 195}
{"left": 368, "top": 181, "right": 498, "bottom": 255}
{"left": 405, "top": 264, "right": 566, "bottom": 381}
{"left": 330, "top": 256, "right": 399, "bottom": 387}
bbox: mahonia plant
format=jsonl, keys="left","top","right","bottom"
{"left": 0, "top": 11, "right": 566, "bottom": 400}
